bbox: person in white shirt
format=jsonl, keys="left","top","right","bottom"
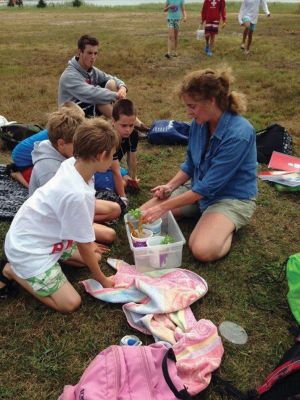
{"left": 1, "top": 118, "right": 119, "bottom": 313}
{"left": 238, "top": 0, "right": 270, "bottom": 54}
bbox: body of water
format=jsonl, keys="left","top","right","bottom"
{"left": 2, "top": 0, "right": 300, "bottom": 5}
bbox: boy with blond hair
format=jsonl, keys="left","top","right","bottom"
{"left": 1, "top": 118, "right": 119, "bottom": 312}
{"left": 29, "top": 105, "right": 83, "bottom": 194}
{"left": 29, "top": 104, "right": 121, "bottom": 243}
{"left": 9, "top": 102, "right": 80, "bottom": 188}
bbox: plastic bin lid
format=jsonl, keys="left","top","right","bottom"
{"left": 218, "top": 321, "right": 248, "bottom": 345}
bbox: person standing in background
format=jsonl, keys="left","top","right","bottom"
{"left": 238, "top": 0, "right": 270, "bottom": 55}
{"left": 164, "top": 0, "right": 187, "bottom": 59}
{"left": 201, "top": 0, "right": 226, "bottom": 57}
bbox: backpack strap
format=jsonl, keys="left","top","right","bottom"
{"left": 162, "top": 348, "right": 193, "bottom": 400}
{"left": 257, "top": 358, "right": 300, "bottom": 396}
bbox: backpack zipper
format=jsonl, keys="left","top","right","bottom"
{"left": 112, "top": 346, "right": 122, "bottom": 398}
{"left": 141, "top": 347, "right": 153, "bottom": 399}
{"left": 112, "top": 346, "right": 154, "bottom": 399}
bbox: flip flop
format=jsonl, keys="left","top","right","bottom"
{"left": 0, "top": 259, "right": 19, "bottom": 299}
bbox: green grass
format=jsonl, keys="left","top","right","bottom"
{"left": 0, "top": 4, "right": 300, "bottom": 399}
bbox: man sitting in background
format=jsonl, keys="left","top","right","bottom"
{"left": 58, "top": 34, "right": 148, "bottom": 135}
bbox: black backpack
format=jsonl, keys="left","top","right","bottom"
{"left": 0, "top": 123, "right": 44, "bottom": 151}
{"left": 214, "top": 336, "right": 300, "bottom": 400}
{"left": 256, "top": 124, "right": 293, "bottom": 164}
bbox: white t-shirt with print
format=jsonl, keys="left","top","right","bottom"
{"left": 5, "top": 157, "right": 96, "bottom": 279}
{"left": 238, "top": 0, "right": 269, "bottom": 25}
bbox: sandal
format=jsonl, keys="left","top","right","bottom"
{"left": 0, "top": 258, "right": 19, "bottom": 299}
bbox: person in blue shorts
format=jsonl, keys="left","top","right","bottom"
{"left": 238, "top": 0, "right": 270, "bottom": 55}
{"left": 164, "top": 0, "right": 187, "bottom": 59}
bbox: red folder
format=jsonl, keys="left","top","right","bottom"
{"left": 268, "top": 151, "right": 300, "bottom": 172}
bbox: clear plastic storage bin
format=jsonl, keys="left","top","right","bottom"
{"left": 124, "top": 211, "right": 186, "bottom": 272}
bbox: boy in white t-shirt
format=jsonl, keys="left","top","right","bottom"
{"left": 29, "top": 104, "right": 121, "bottom": 243}
{"left": 1, "top": 118, "right": 119, "bottom": 313}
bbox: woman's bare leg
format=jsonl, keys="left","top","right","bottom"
{"left": 189, "top": 212, "right": 235, "bottom": 262}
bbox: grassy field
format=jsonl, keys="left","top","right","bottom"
{"left": 0, "top": 3, "right": 300, "bottom": 399}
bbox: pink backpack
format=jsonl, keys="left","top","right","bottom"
{"left": 59, "top": 320, "right": 224, "bottom": 400}
{"left": 60, "top": 344, "right": 191, "bottom": 400}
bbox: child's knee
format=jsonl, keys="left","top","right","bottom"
{"left": 58, "top": 294, "right": 81, "bottom": 313}
{"left": 105, "top": 227, "right": 116, "bottom": 243}
{"left": 3, "top": 262, "right": 13, "bottom": 279}
{"left": 110, "top": 202, "right": 121, "bottom": 219}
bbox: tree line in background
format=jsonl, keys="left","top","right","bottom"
{"left": 7, "top": 0, "right": 83, "bottom": 7}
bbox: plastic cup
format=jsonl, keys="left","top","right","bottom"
{"left": 142, "top": 218, "right": 163, "bottom": 236}
{"left": 218, "top": 321, "right": 248, "bottom": 345}
{"left": 146, "top": 236, "right": 165, "bottom": 247}
{"left": 126, "top": 213, "right": 139, "bottom": 228}
{"left": 131, "top": 229, "right": 153, "bottom": 248}
{"left": 146, "top": 236, "right": 171, "bottom": 269}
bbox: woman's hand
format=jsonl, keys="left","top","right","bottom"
{"left": 151, "top": 184, "right": 173, "bottom": 200}
{"left": 142, "top": 204, "right": 167, "bottom": 223}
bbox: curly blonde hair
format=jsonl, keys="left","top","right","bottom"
{"left": 47, "top": 103, "right": 85, "bottom": 146}
{"left": 178, "top": 66, "right": 247, "bottom": 115}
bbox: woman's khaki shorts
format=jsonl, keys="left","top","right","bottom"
{"left": 171, "top": 185, "right": 256, "bottom": 231}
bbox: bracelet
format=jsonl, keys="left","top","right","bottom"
{"left": 120, "top": 196, "right": 129, "bottom": 206}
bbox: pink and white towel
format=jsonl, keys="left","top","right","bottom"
{"left": 82, "top": 262, "right": 208, "bottom": 344}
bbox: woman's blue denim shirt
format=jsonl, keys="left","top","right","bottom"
{"left": 180, "top": 112, "right": 257, "bottom": 211}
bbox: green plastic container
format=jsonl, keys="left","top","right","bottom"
{"left": 274, "top": 184, "right": 300, "bottom": 193}
{"left": 287, "top": 253, "right": 300, "bottom": 324}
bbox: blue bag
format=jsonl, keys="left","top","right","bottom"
{"left": 94, "top": 170, "right": 115, "bottom": 191}
{"left": 147, "top": 120, "right": 190, "bottom": 145}
{"left": 94, "top": 168, "right": 128, "bottom": 192}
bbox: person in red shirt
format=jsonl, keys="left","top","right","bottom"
{"left": 201, "top": 0, "right": 226, "bottom": 56}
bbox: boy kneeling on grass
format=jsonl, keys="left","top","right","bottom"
{"left": 95, "top": 99, "right": 141, "bottom": 208}
{"left": 0, "top": 118, "right": 118, "bottom": 312}
{"left": 28, "top": 104, "right": 121, "bottom": 243}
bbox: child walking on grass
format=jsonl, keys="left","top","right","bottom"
{"left": 164, "top": 0, "right": 187, "bottom": 59}
{"left": 0, "top": 118, "right": 119, "bottom": 312}
{"left": 201, "top": 0, "right": 226, "bottom": 57}
{"left": 238, "top": 0, "right": 270, "bottom": 55}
